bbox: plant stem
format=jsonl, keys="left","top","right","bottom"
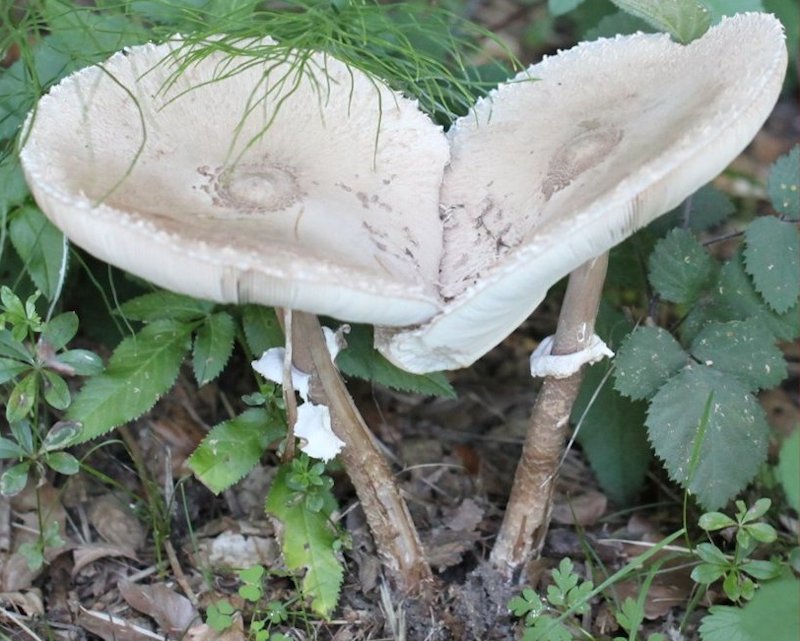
{"left": 490, "top": 253, "right": 609, "bottom": 578}
{"left": 291, "top": 311, "right": 433, "bottom": 595}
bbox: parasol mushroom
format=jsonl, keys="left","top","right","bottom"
{"left": 376, "top": 12, "right": 788, "bottom": 374}
{"left": 19, "top": 37, "right": 448, "bottom": 594}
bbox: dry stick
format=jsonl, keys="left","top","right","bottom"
{"left": 490, "top": 253, "right": 609, "bottom": 578}
{"left": 291, "top": 311, "right": 434, "bottom": 595}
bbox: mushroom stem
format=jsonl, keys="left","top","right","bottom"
{"left": 291, "top": 311, "right": 434, "bottom": 594}
{"left": 489, "top": 252, "right": 609, "bottom": 578}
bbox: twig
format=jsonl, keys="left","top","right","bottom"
{"left": 164, "top": 539, "right": 198, "bottom": 606}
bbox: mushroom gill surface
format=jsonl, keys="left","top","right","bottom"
{"left": 20, "top": 39, "right": 448, "bottom": 326}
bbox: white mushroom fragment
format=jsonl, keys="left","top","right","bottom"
{"left": 377, "top": 12, "right": 788, "bottom": 373}
{"left": 20, "top": 38, "right": 449, "bottom": 326}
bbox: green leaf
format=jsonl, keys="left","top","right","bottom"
{"left": 0, "top": 330, "right": 34, "bottom": 363}
{"left": 45, "top": 452, "right": 81, "bottom": 475}
{"left": 742, "top": 497, "right": 771, "bottom": 522}
{"left": 242, "top": 306, "right": 284, "bottom": 356}
{"left": 0, "top": 437, "right": 26, "bottom": 460}
{"left": 698, "top": 512, "right": 736, "bottom": 531}
{"left": 8, "top": 206, "right": 68, "bottom": 301}
{"left": 523, "top": 615, "right": 573, "bottom": 641}
{"left": 118, "top": 292, "right": 214, "bottom": 322}
{"left": 187, "top": 408, "right": 284, "bottom": 494}
{"left": 646, "top": 365, "right": 769, "bottom": 509}
{"left": 0, "top": 462, "right": 30, "bottom": 497}
{"left": 743, "top": 217, "right": 800, "bottom": 314}
{"left": 700, "top": 574, "right": 800, "bottom": 641}
{"left": 42, "top": 421, "right": 82, "bottom": 451}
{"left": 41, "top": 312, "right": 79, "bottom": 351}
{"left": 549, "top": 0, "right": 586, "bottom": 16}
{"left": 192, "top": 312, "right": 235, "bottom": 386}
{"left": 652, "top": 185, "right": 736, "bottom": 234}
{"left": 691, "top": 563, "right": 727, "bottom": 585}
{"left": 574, "top": 360, "right": 651, "bottom": 505}
{"left": 266, "top": 463, "right": 344, "bottom": 618}
{"left": 777, "top": 431, "right": 800, "bottom": 511}
{"left": 7, "top": 372, "right": 38, "bottom": 423}
{"left": 614, "top": 327, "right": 688, "bottom": 399}
{"left": 694, "top": 542, "right": 729, "bottom": 566}
{"left": 690, "top": 320, "right": 786, "bottom": 391}
{"left": 740, "top": 559, "right": 781, "bottom": 581}
{"left": 649, "top": 228, "right": 715, "bottom": 304}
{"left": 0, "top": 157, "right": 28, "bottom": 216}
{"left": 337, "top": 324, "right": 455, "bottom": 398}
{"left": 42, "top": 370, "right": 70, "bottom": 410}
{"left": 0, "top": 357, "right": 30, "bottom": 384}
{"left": 610, "top": 0, "right": 712, "bottom": 43}
{"left": 67, "top": 320, "right": 192, "bottom": 442}
{"left": 56, "top": 349, "right": 104, "bottom": 376}
{"left": 686, "top": 254, "right": 800, "bottom": 342}
{"left": 700, "top": 0, "right": 765, "bottom": 22}
{"left": 767, "top": 146, "right": 799, "bottom": 220}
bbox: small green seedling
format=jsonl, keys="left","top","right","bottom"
{"left": 509, "top": 558, "right": 594, "bottom": 641}
{"left": 692, "top": 498, "right": 781, "bottom": 602}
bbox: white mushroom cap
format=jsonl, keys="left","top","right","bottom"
{"left": 377, "top": 12, "right": 788, "bottom": 372}
{"left": 20, "top": 38, "right": 448, "bottom": 326}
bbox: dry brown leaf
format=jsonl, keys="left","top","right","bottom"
{"left": 119, "top": 580, "right": 200, "bottom": 637}
{"left": 72, "top": 543, "right": 139, "bottom": 577}
{"left": 88, "top": 494, "right": 146, "bottom": 551}
{"left": 551, "top": 490, "right": 608, "bottom": 526}
{"left": 78, "top": 607, "right": 166, "bottom": 641}
{"left": 193, "top": 530, "right": 280, "bottom": 570}
{"left": 0, "top": 589, "right": 44, "bottom": 616}
{"left": 444, "top": 498, "right": 484, "bottom": 532}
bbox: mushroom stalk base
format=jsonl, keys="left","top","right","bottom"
{"left": 490, "top": 253, "right": 609, "bottom": 578}
{"left": 291, "top": 312, "right": 433, "bottom": 595}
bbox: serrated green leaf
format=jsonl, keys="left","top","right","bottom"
{"left": 699, "top": 574, "right": 800, "bottom": 641}
{"left": 0, "top": 157, "right": 28, "bottom": 215}
{"left": 0, "top": 463, "right": 30, "bottom": 497}
{"left": 614, "top": 327, "right": 688, "bottom": 400}
{"left": 187, "top": 408, "right": 284, "bottom": 494}
{"left": 610, "top": 0, "right": 711, "bottom": 43}
{"left": 686, "top": 254, "right": 800, "bottom": 342}
{"left": 118, "top": 292, "right": 214, "bottom": 322}
{"left": 646, "top": 365, "right": 769, "bottom": 509}
{"left": 652, "top": 185, "right": 737, "bottom": 234}
{"left": 743, "top": 217, "right": 800, "bottom": 313}
{"left": 766, "top": 146, "right": 799, "bottom": 220}
{"left": 777, "top": 431, "right": 800, "bottom": 511}
{"left": 41, "top": 312, "right": 79, "bottom": 351}
{"left": 7, "top": 372, "right": 37, "bottom": 423}
{"left": 242, "top": 305, "right": 284, "bottom": 356}
{"left": 266, "top": 464, "right": 344, "bottom": 617}
{"left": 193, "top": 312, "right": 235, "bottom": 386}
{"left": 574, "top": 360, "right": 651, "bottom": 505}
{"left": 690, "top": 320, "right": 786, "bottom": 391}
{"left": 649, "top": 228, "right": 715, "bottom": 304}
{"left": 0, "top": 357, "right": 30, "bottom": 384}
{"left": 67, "top": 320, "right": 192, "bottom": 442}
{"left": 42, "top": 370, "right": 70, "bottom": 410}
{"left": 8, "top": 206, "right": 68, "bottom": 301}
{"left": 45, "top": 452, "right": 80, "bottom": 475}
{"left": 523, "top": 615, "right": 573, "bottom": 641}
{"left": 337, "top": 325, "right": 455, "bottom": 398}
{"left": 56, "top": 349, "right": 104, "bottom": 376}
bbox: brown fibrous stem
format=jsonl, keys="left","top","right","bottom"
{"left": 490, "top": 253, "right": 610, "bottom": 578}
{"left": 290, "top": 311, "right": 434, "bottom": 595}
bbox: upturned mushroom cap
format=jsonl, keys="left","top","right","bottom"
{"left": 377, "top": 12, "right": 788, "bottom": 372}
{"left": 20, "top": 38, "right": 448, "bottom": 326}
